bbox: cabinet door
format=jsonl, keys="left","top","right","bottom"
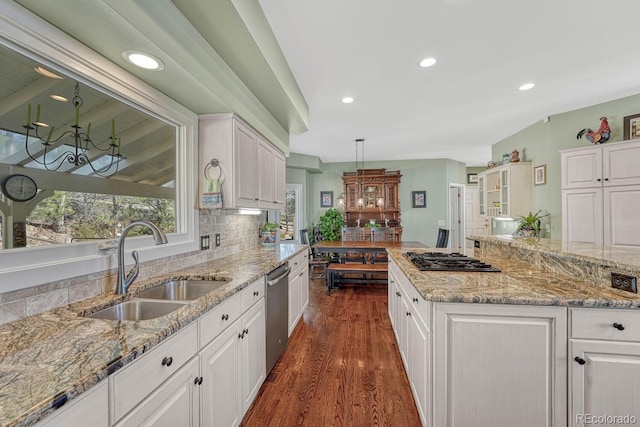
{"left": 241, "top": 300, "right": 266, "bottom": 413}
{"left": 434, "top": 303, "right": 567, "bottom": 427}
{"left": 478, "top": 174, "right": 485, "bottom": 216}
{"left": 562, "top": 188, "right": 603, "bottom": 245}
{"left": 233, "top": 120, "right": 258, "bottom": 207}
{"left": 570, "top": 340, "right": 640, "bottom": 427}
{"left": 603, "top": 141, "right": 640, "bottom": 186}
{"left": 200, "top": 323, "right": 242, "bottom": 427}
{"left": 257, "top": 138, "right": 275, "bottom": 208}
{"left": 288, "top": 269, "right": 301, "bottom": 336}
{"left": 561, "top": 148, "right": 602, "bottom": 189}
{"left": 300, "top": 260, "right": 309, "bottom": 312}
{"left": 397, "top": 288, "right": 411, "bottom": 369}
{"left": 115, "top": 357, "right": 200, "bottom": 427}
{"left": 409, "top": 310, "right": 431, "bottom": 427}
{"left": 500, "top": 168, "right": 510, "bottom": 217}
{"left": 604, "top": 185, "right": 640, "bottom": 246}
{"left": 35, "top": 381, "right": 108, "bottom": 427}
{"left": 274, "top": 150, "right": 286, "bottom": 209}
{"left": 384, "top": 182, "right": 399, "bottom": 210}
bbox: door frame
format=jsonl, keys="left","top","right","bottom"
{"left": 448, "top": 183, "right": 466, "bottom": 252}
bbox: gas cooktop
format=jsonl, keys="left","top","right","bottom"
{"left": 404, "top": 252, "right": 501, "bottom": 272}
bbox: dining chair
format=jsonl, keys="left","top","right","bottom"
{"left": 300, "top": 228, "right": 330, "bottom": 280}
{"left": 436, "top": 228, "right": 449, "bottom": 248}
{"left": 370, "top": 227, "right": 396, "bottom": 264}
{"left": 340, "top": 227, "right": 367, "bottom": 264}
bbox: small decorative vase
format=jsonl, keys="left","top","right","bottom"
{"left": 261, "top": 230, "right": 277, "bottom": 246}
{"left": 521, "top": 228, "right": 536, "bottom": 237}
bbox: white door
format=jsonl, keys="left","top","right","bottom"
{"left": 448, "top": 184, "right": 465, "bottom": 252}
{"left": 465, "top": 188, "right": 489, "bottom": 252}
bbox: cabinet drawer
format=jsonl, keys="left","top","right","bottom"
{"left": 199, "top": 291, "right": 242, "bottom": 348}
{"left": 571, "top": 308, "right": 640, "bottom": 342}
{"left": 112, "top": 322, "right": 198, "bottom": 422}
{"left": 290, "top": 251, "right": 307, "bottom": 273}
{"left": 242, "top": 278, "right": 265, "bottom": 312}
{"left": 389, "top": 261, "right": 431, "bottom": 326}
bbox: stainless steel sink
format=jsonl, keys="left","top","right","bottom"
{"left": 86, "top": 300, "right": 186, "bottom": 321}
{"left": 135, "top": 280, "right": 229, "bottom": 301}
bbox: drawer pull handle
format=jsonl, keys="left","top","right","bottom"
{"left": 222, "top": 314, "right": 229, "bottom": 321}
{"left": 162, "top": 356, "right": 173, "bottom": 367}
{"left": 412, "top": 297, "right": 419, "bottom": 303}
{"left": 574, "top": 357, "right": 586, "bottom": 365}
{"left": 613, "top": 322, "right": 625, "bottom": 331}
{"left": 253, "top": 290, "right": 259, "bottom": 296}
{"left": 194, "top": 376, "right": 203, "bottom": 385}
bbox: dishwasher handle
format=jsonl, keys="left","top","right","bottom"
{"left": 267, "top": 267, "right": 291, "bottom": 286}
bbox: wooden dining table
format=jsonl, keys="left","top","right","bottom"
{"left": 312, "top": 240, "right": 427, "bottom": 257}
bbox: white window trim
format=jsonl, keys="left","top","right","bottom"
{"left": 0, "top": 3, "right": 199, "bottom": 292}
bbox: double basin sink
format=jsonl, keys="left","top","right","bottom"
{"left": 87, "top": 279, "right": 230, "bottom": 321}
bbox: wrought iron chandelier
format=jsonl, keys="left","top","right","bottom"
{"left": 22, "top": 83, "right": 123, "bottom": 177}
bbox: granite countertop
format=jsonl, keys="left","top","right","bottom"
{"left": 388, "top": 238, "right": 640, "bottom": 308}
{"left": 0, "top": 243, "right": 306, "bottom": 427}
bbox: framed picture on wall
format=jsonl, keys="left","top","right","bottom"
{"left": 412, "top": 190, "right": 426, "bottom": 208}
{"left": 534, "top": 164, "right": 547, "bottom": 185}
{"left": 467, "top": 174, "right": 478, "bottom": 184}
{"left": 320, "top": 191, "right": 333, "bottom": 208}
{"left": 623, "top": 114, "right": 640, "bottom": 140}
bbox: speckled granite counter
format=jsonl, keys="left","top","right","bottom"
{"left": 0, "top": 243, "right": 306, "bottom": 427}
{"left": 388, "top": 236, "right": 640, "bottom": 308}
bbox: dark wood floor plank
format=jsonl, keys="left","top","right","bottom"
{"left": 242, "top": 281, "right": 421, "bottom": 427}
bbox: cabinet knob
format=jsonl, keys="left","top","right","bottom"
{"left": 574, "top": 356, "right": 586, "bottom": 365}
{"left": 161, "top": 356, "right": 173, "bottom": 367}
{"left": 194, "top": 376, "right": 203, "bottom": 385}
{"left": 412, "top": 297, "right": 419, "bottom": 303}
{"left": 253, "top": 290, "right": 259, "bottom": 296}
{"left": 604, "top": 178, "right": 609, "bottom": 181}
{"left": 406, "top": 312, "right": 411, "bottom": 317}
{"left": 396, "top": 292, "right": 401, "bottom": 297}
{"left": 597, "top": 178, "right": 602, "bottom": 182}
{"left": 613, "top": 322, "right": 625, "bottom": 331}
{"left": 222, "top": 313, "right": 229, "bottom": 321}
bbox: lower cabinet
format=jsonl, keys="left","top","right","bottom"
{"left": 199, "top": 298, "right": 266, "bottom": 427}
{"left": 569, "top": 308, "right": 640, "bottom": 426}
{"left": 288, "top": 251, "right": 309, "bottom": 336}
{"left": 434, "top": 303, "right": 567, "bottom": 427}
{"left": 114, "top": 357, "right": 200, "bottom": 427}
{"left": 35, "top": 380, "right": 109, "bottom": 427}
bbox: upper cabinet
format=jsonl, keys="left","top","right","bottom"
{"left": 561, "top": 139, "right": 640, "bottom": 246}
{"left": 478, "top": 162, "right": 531, "bottom": 218}
{"left": 199, "top": 114, "right": 286, "bottom": 210}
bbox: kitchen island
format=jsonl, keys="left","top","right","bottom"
{"left": 387, "top": 236, "right": 640, "bottom": 427}
{"left": 0, "top": 243, "right": 306, "bottom": 427}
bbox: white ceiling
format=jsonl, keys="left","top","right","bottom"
{"left": 259, "top": 0, "right": 640, "bottom": 166}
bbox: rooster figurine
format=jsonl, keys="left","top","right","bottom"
{"left": 577, "top": 117, "right": 611, "bottom": 144}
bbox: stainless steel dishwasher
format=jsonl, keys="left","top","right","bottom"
{"left": 265, "top": 262, "right": 290, "bottom": 374}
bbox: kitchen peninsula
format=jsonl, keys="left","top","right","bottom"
{"left": 388, "top": 236, "right": 640, "bottom": 427}
{"left": 0, "top": 243, "right": 306, "bottom": 427}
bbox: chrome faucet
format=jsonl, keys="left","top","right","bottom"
{"left": 116, "top": 221, "right": 168, "bottom": 295}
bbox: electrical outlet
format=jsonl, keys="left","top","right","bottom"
{"left": 215, "top": 233, "right": 220, "bottom": 247}
{"left": 611, "top": 272, "right": 637, "bottom": 293}
{"left": 200, "top": 235, "right": 210, "bottom": 250}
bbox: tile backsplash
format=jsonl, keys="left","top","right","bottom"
{"left": 0, "top": 210, "right": 264, "bottom": 324}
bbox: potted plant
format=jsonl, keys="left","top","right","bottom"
{"left": 318, "top": 208, "right": 344, "bottom": 241}
{"left": 515, "top": 210, "right": 549, "bottom": 238}
{"left": 260, "top": 222, "right": 279, "bottom": 246}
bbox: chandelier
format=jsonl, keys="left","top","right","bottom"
{"left": 356, "top": 138, "right": 365, "bottom": 208}
{"left": 22, "top": 83, "right": 123, "bottom": 177}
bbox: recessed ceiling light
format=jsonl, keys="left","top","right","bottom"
{"left": 419, "top": 57, "right": 437, "bottom": 68}
{"left": 518, "top": 83, "right": 535, "bottom": 91}
{"left": 342, "top": 97, "right": 354, "bottom": 104}
{"left": 34, "top": 67, "right": 63, "bottom": 79}
{"left": 50, "top": 94, "right": 68, "bottom": 102}
{"left": 122, "top": 50, "right": 164, "bottom": 71}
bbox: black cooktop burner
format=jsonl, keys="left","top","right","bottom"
{"left": 404, "top": 252, "right": 501, "bottom": 272}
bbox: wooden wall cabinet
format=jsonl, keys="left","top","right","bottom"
{"left": 561, "top": 139, "right": 640, "bottom": 246}
{"left": 341, "top": 169, "right": 402, "bottom": 239}
{"left": 199, "top": 114, "right": 286, "bottom": 210}
{"left": 477, "top": 162, "right": 531, "bottom": 218}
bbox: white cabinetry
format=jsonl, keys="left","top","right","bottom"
{"left": 388, "top": 260, "right": 431, "bottom": 426}
{"left": 288, "top": 250, "right": 309, "bottom": 336}
{"left": 477, "top": 162, "right": 531, "bottom": 218}
{"left": 433, "top": 303, "right": 567, "bottom": 427}
{"left": 199, "top": 280, "right": 266, "bottom": 427}
{"left": 561, "top": 139, "right": 640, "bottom": 246}
{"left": 569, "top": 308, "right": 640, "bottom": 426}
{"left": 35, "top": 380, "right": 109, "bottom": 427}
{"left": 199, "top": 114, "right": 286, "bottom": 210}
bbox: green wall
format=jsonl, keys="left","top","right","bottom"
{"left": 492, "top": 92, "right": 640, "bottom": 239}
{"left": 287, "top": 158, "right": 466, "bottom": 246}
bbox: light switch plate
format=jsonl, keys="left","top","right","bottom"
{"left": 215, "top": 234, "right": 220, "bottom": 247}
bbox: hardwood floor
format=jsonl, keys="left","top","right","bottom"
{"left": 241, "top": 279, "right": 421, "bottom": 427}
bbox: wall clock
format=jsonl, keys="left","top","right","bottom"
{"left": 1, "top": 174, "right": 38, "bottom": 202}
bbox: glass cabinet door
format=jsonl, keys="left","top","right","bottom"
{"left": 500, "top": 169, "right": 509, "bottom": 216}
{"left": 478, "top": 175, "right": 485, "bottom": 215}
